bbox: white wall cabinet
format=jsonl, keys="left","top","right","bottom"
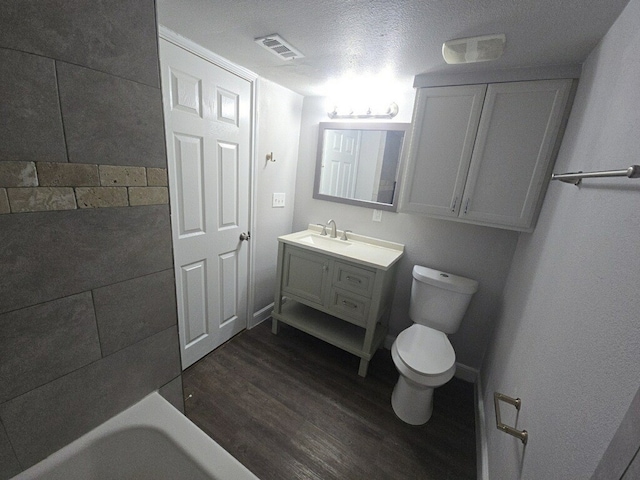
{"left": 401, "top": 79, "right": 573, "bottom": 231}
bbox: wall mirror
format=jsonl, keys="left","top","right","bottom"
{"left": 313, "top": 122, "right": 410, "bottom": 211}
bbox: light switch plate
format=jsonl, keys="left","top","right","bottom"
{"left": 272, "top": 193, "right": 285, "bottom": 208}
{"left": 372, "top": 209, "right": 382, "bottom": 222}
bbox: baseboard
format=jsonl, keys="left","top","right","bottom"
{"left": 384, "top": 333, "right": 395, "bottom": 350}
{"left": 249, "top": 303, "right": 273, "bottom": 329}
{"left": 454, "top": 363, "right": 479, "bottom": 383}
{"left": 383, "top": 333, "right": 479, "bottom": 383}
{"left": 475, "top": 376, "right": 490, "bottom": 480}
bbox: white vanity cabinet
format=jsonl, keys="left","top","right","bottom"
{"left": 272, "top": 229, "right": 403, "bottom": 377}
{"left": 401, "top": 79, "right": 574, "bottom": 231}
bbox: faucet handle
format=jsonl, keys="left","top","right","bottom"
{"left": 317, "top": 223, "right": 328, "bottom": 236}
{"left": 341, "top": 230, "right": 352, "bottom": 241}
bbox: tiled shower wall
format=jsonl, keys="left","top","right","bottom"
{"left": 0, "top": 1, "right": 182, "bottom": 477}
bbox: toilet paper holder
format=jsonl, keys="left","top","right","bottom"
{"left": 494, "top": 392, "right": 528, "bottom": 445}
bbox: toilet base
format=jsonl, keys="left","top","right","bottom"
{"left": 391, "top": 375, "right": 434, "bottom": 425}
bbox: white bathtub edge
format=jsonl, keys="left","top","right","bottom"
{"left": 12, "top": 392, "right": 259, "bottom": 480}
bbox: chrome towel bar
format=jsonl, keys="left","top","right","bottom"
{"left": 551, "top": 165, "right": 640, "bottom": 186}
{"left": 494, "top": 392, "right": 528, "bottom": 445}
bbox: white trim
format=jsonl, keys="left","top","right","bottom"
{"left": 454, "top": 362, "right": 479, "bottom": 383}
{"left": 475, "top": 376, "right": 490, "bottom": 480}
{"left": 413, "top": 64, "right": 581, "bottom": 88}
{"left": 250, "top": 302, "right": 274, "bottom": 329}
{"left": 158, "top": 26, "right": 258, "bottom": 82}
{"left": 246, "top": 71, "right": 259, "bottom": 336}
{"left": 384, "top": 333, "right": 395, "bottom": 350}
{"left": 158, "top": 26, "right": 259, "bottom": 342}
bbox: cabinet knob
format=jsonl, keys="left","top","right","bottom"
{"left": 463, "top": 198, "right": 470, "bottom": 215}
{"left": 451, "top": 196, "right": 458, "bottom": 212}
{"left": 323, "top": 264, "right": 328, "bottom": 271}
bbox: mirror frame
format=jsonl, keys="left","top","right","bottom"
{"left": 313, "top": 122, "right": 410, "bottom": 212}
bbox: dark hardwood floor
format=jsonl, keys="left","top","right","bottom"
{"left": 182, "top": 321, "right": 477, "bottom": 480}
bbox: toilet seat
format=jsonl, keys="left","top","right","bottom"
{"left": 393, "top": 324, "right": 456, "bottom": 386}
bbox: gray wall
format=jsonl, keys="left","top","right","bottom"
{"left": 293, "top": 95, "right": 520, "bottom": 370}
{"left": 0, "top": 1, "right": 181, "bottom": 478}
{"left": 252, "top": 78, "right": 303, "bottom": 321}
{"left": 481, "top": 0, "right": 640, "bottom": 477}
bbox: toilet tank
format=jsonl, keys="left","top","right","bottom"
{"left": 409, "top": 266, "right": 479, "bottom": 334}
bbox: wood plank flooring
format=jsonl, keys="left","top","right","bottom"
{"left": 182, "top": 321, "right": 476, "bottom": 480}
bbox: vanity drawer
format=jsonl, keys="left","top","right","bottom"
{"left": 328, "top": 288, "right": 370, "bottom": 327}
{"left": 333, "top": 262, "right": 375, "bottom": 297}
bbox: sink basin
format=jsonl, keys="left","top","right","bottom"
{"left": 296, "top": 234, "right": 352, "bottom": 250}
{"left": 278, "top": 225, "right": 404, "bottom": 270}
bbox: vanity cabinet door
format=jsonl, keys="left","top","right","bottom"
{"left": 401, "top": 84, "right": 487, "bottom": 217}
{"left": 281, "top": 246, "right": 329, "bottom": 307}
{"left": 460, "top": 79, "right": 572, "bottom": 229}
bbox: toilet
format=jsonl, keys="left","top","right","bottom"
{"left": 391, "top": 265, "right": 478, "bottom": 425}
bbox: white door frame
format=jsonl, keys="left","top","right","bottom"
{"left": 158, "top": 26, "right": 258, "bottom": 337}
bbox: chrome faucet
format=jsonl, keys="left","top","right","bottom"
{"left": 326, "top": 219, "right": 337, "bottom": 238}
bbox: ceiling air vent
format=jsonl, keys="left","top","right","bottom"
{"left": 254, "top": 34, "right": 304, "bottom": 61}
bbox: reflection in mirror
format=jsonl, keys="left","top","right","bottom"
{"left": 314, "top": 122, "right": 410, "bottom": 211}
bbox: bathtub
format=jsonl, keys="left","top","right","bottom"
{"left": 12, "top": 392, "right": 259, "bottom": 480}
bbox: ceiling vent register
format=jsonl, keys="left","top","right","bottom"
{"left": 255, "top": 34, "right": 305, "bottom": 61}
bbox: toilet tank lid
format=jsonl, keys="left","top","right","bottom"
{"left": 412, "top": 266, "right": 479, "bottom": 294}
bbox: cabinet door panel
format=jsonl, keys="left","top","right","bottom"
{"left": 282, "top": 246, "right": 328, "bottom": 306}
{"left": 401, "top": 85, "right": 486, "bottom": 216}
{"left": 461, "top": 79, "right": 571, "bottom": 228}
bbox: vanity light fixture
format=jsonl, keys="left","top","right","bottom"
{"left": 442, "top": 33, "right": 506, "bottom": 64}
{"left": 327, "top": 102, "right": 399, "bottom": 119}
{"left": 254, "top": 34, "right": 304, "bottom": 61}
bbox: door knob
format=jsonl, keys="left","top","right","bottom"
{"left": 239, "top": 232, "right": 251, "bottom": 241}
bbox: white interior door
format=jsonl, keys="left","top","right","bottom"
{"left": 320, "top": 129, "right": 361, "bottom": 198}
{"left": 159, "top": 39, "right": 251, "bottom": 369}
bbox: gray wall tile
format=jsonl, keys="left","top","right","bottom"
{"left": 75, "top": 187, "right": 129, "bottom": 209}
{"left": 57, "top": 62, "right": 166, "bottom": 168}
{"left": 0, "top": 292, "right": 101, "bottom": 403}
{"left": 7, "top": 187, "right": 77, "bottom": 213}
{"left": 159, "top": 376, "right": 185, "bottom": 414}
{"left": 0, "top": 327, "right": 181, "bottom": 468}
{"left": 0, "top": 0, "right": 160, "bottom": 87}
{"left": 0, "top": 422, "right": 21, "bottom": 480}
{"left": 0, "top": 189, "right": 9, "bottom": 215}
{"left": 0, "top": 205, "right": 173, "bottom": 314}
{"left": 37, "top": 162, "right": 99, "bottom": 187}
{"left": 0, "top": 162, "right": 38, "bottom": 187}
{"left": 0, "top": 49, "right": 66, "bottom": 163}
{"left": 94, "top": 269, "right": 178, "bottom": 356}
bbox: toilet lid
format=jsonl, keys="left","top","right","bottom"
{"left": 396, "top": 324, "right": 455, "bottom": 375}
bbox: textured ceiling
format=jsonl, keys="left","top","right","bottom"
{"left": 157, "top": 0, "right": 630, "bottom": 96}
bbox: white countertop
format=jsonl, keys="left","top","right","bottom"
{"left": 278, "top": 225, "right": 404, "bottom": 270}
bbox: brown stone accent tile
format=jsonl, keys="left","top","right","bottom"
{"left": 0, "top": 188, "right": 9, "bottom": 214}
{"left": 37, "top": 162, "right": 99, "bottom": 187}
{"left": 128, "top": 187, "right": 169, "bottom": 206}
{"left": 146, "top": 167, "right": 168, "bottom": 186}
{"left": 75, "top": 187, "right": 128, "bottom": 208}
{"left": 0, "top": 161, "right": 38, "bottom": 187}
{"left": 99, "top": 165, "right": 146, "bottom": 186}
{"left": 7, "top": 187, "right": 76, "bottom": 213}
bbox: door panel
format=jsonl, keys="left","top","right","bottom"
{"left": 174, "top": 134, "right": 205, "bottom": 236}
{"left": 160, "top": 39, "right": 251, "bottom": 369}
